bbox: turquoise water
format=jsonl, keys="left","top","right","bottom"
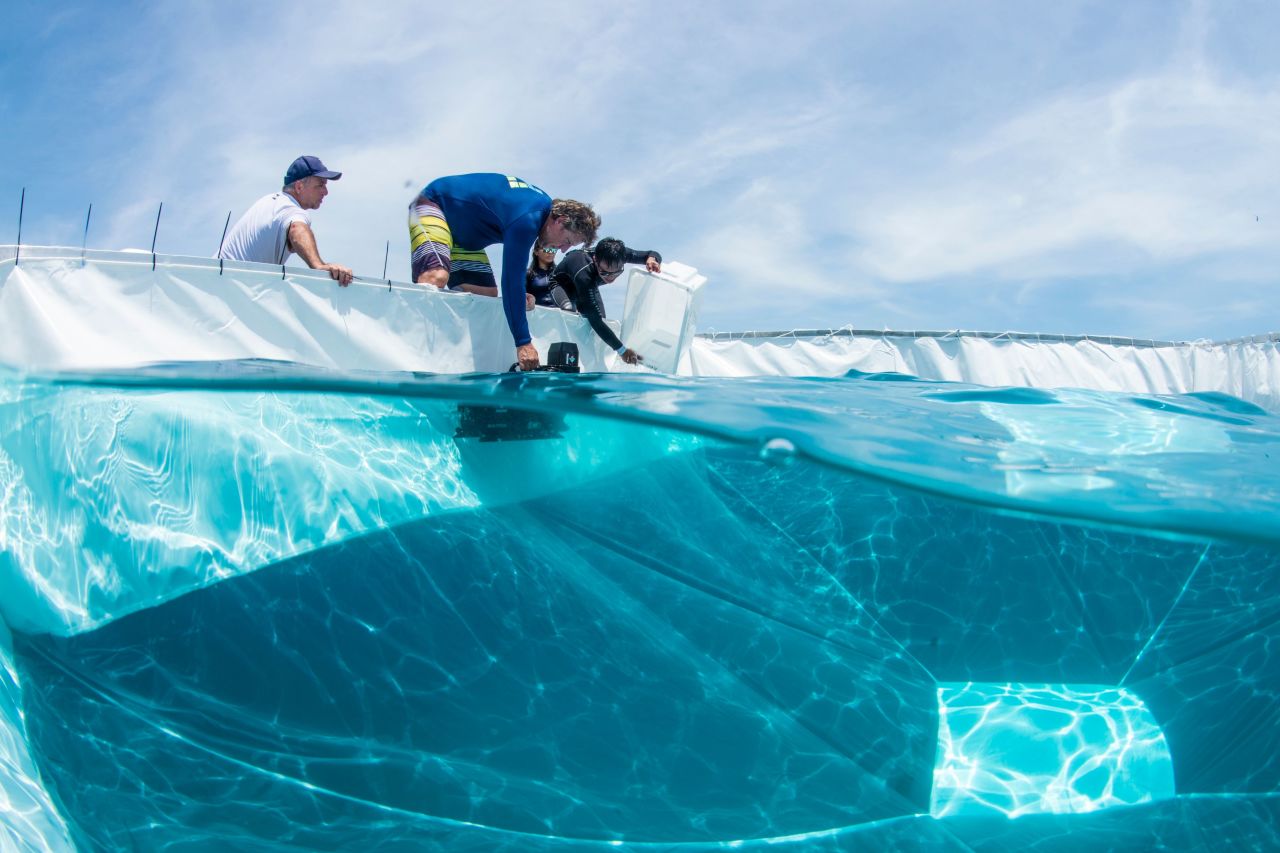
{"left": 3, "top": 362, "right": 1280, "bottom": 850}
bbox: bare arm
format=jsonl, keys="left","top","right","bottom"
{"left": 287, "top": 221, "right": 353, "bottom": 286}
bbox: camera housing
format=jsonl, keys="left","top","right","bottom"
{"left": 508, "top": 342, "right": 581, "bottom": 374}
{"left": 544, "top": 342, "right": 580, "bottom": 373}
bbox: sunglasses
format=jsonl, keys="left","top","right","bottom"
{"left": 597, "top": 265, "right": 624, "bottom": 280}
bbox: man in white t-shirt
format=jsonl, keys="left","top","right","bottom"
{"left": 218, "top": 155, "right": 354, "bottom": 285}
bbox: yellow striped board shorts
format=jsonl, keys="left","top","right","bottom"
{"left": 408, "top": 197, "right": 496, "bottom": 289}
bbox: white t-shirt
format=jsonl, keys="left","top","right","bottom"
{"left": 218, "top": 192, "right": 311, "bottom": 265}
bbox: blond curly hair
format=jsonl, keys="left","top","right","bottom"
{"left": 550, "top": 199, "right": 601, "bottom": 246}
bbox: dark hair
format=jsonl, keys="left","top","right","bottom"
{"left": 593, "top": 237, "right": 627, "bottom": 266}
{"left": 527, "top": 246, "right": 555, "bottom": 275}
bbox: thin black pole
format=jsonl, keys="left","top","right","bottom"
{"left": 216, "top": 210, "right": 231, "bottom": 258}
{"left": 382, "top": 239, "right": 389, "bottom": 280}
{"left": 82, "top": 203, "right": 93, "bottom": 266}
{"left": 16, "top": 188, "right": 25, "bottom": 266}
{"left": 150, "top": 202, "right": 163, "bottom": 270}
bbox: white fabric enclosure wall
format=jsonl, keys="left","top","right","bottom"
{"left": 0, "top": 247, "right": 629, "bottom": 374}
{"left": 3, "top": 246, "right": 1278, "bottom": 410}
{"left": 689, "top": 331, "right": 1280, "bottom": 410}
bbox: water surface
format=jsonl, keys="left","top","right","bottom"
{"left": 2, "top": 363, "right": 1279, "bottom": 850}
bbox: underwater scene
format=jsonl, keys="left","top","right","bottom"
{"left": 3, "top": 363, "right": 1280, "bottom": 851}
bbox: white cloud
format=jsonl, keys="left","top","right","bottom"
{"left": 852, "top": 68, "right": 1280, "bottom": 283}
{"left": 10, "top": 0, "right": 1280, "bottom": 340}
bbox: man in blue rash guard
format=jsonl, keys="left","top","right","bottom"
{"left": 408, "top": 173, "right": 600, "bottom": 370}
{"left": 550, "top": 237, "right": 662, "bottom": 365}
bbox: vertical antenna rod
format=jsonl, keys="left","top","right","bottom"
{"left": 217, "top": 210, "right": 231, "bottom": 258}
{"left": 150, "top": 202, "right": 163, "bottom": 271}
{"left": 16, "top": 188, "right": 25, "bottom": 266}
{"left": 81, "top": 203, "right": 93, "bottom": 266}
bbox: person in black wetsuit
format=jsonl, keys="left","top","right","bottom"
{"left": 550, "top": 237, "right": 661, "bottom": 365}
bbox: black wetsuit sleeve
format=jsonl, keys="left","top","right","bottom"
{"left": 554, "top": 251, "right": 624, "bottom": 351}
{"left": 623, "top": 248, "right": 661, "bottom": 265}
{"left": 550, "top": 251, "right": 588, "bottom": 310}
{"left": 576, "top": 280, "right": 624, "bottom": 351}
{"left": 553, "top": 250, "right": 592, "bottom": 291}
{"left": 549, "top": 284, "right": 575, "bottom": 311}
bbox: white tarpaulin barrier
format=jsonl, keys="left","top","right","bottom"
{"left": 689, "top": 331, "right": 1280, "bottom": 411}
{"left": 3, "top": 246, "right": 1279, "bottom": 410}
{"left": 0, "top": 247, "right": 630, "bottom": 374}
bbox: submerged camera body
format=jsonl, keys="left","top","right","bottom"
{"left": 456, "top": 343, "right": 580, "bottom": 443}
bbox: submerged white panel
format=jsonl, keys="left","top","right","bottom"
{"left": 932, "top": 682, "right": 1175, "bottom": 818}
{"left": 0, "top": 381, "right": 691, "bottom": 636}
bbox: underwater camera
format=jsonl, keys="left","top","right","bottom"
{"left": 507, "top": 341, "right": 580, "bottom": 374}
{"left": 543, "top": 341, "right": 580, "bottom": 373}
{"left": 453, "top": 343, "right": 577, "bottom": 442}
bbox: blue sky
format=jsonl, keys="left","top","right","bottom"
{"left": 3, "top": 0, "right": 1277, "bottom": 340}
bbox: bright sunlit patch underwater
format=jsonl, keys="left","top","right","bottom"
{"left": 932, "top": 682, "right": 1175, "bottom": 819}
{"left": 3, "top": 362, "right": 1280, "bottom": 850}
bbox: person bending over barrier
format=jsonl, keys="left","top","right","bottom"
{"left": 408, "top": 173, "right": 599, "bottom": 370}
{"left": 550, "top": 237, "right": 661, "bottom": 366}
{"left": 219, "top": 156, "right": 353, "bottom": 285}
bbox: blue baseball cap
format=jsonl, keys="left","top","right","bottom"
{"left": 284, "top": 155, "right": 342, "bottom": 185}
